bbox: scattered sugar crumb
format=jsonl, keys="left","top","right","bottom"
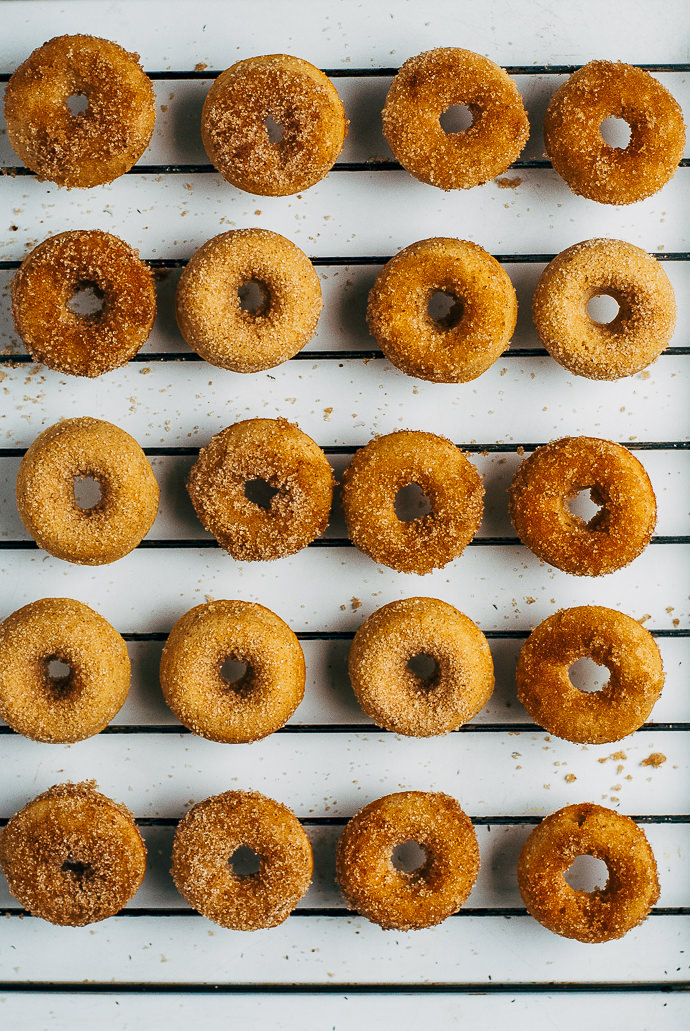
{"left": 641, "top": 753, "right": 666, "bottom": 768}
{"left": 564, "top": 774, "right": 576, "bottom": 783}
{"left": 350, "top": 597, "right": 362, "bottom": 611}
{"left": 496, "top": 176, "right": 522, "bottom": 189}
{"left": 195, "top": 62, "right": 208, "bottom": 72}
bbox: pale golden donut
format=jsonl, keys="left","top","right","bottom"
{"left": 4, "top": 34, "right": 155, "bottom": 188}
{"left": 201, "top": 54, "right": 347, "bottom": 196}
{"left": 175, "top": 229, "right": 322, "bottom": 372}
{"left": 533, "top": 239, "right": 676, "bottom": 380}
{"left": 382, "top": 47, "right": 529, "bottom": 190}
{"left": 16, "top": 417, "right": 159, "bottom": 565}
{"left": 160, "top": 600, "right": 305, "bottom": 743}
{"left": 349, "top": 598, "right": 494, "bottom": 736}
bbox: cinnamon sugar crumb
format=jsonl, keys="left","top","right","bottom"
{"left": 641, "top": 753, "right": 666, "bottom": 768}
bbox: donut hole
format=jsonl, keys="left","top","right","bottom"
{"left": 47, "top": 657, "right": 71, "bottom": 681}
{"left": 564, "top": 854, "right": 609, "bottom": 892}
{"left": 220, "top": 656, "right": 250, "bottom": 689}
{"left": 394, "top": 482, "right": 432, "bottom": 522}
{"left": 392, "top": 839, "right": 428, "bottom": 874}
{"left": 568, "top": 656, "right": 610, "bottom": 694}
{"left": 61, "top": 856, "right": 92, "bottom": 880}
{"left": 599, "top": 116, "right": 632, "bottom": 150}
{"left": 244, "top": 477, "right": 280, "bottom": 510}
{"left": 264, "top": 115, "right": 285, "bottom": 145}
{"left": 43, "top": 655, "right": 74, "bottom": 697}
{"left": 228, "top": 845, "right": 262, "bottom": 878}
{"left": 238, "top": 278, "right": 271, "bottom": 317}
{"left": 586, "top": 293, "right": 621, "bottom": 326}
{"left": 67, "top": 280, "right": 105, "bottom": 318}
{"left": 407, "top": 652, "right": 439, "bottom": 685}
{"left": 66, "top": 92, "right": 89, "bottom": 117}
{"left": 440, "top": 104, "right": 474, "bottom": 135}
{"left": 566, "top": 487, "right": 603, "bottom": 526}
{"left": 428, "top": 289, "right": 464, "bottom": 330}
{"left": 73, "top": 475, "right": 103, "bottom": 510}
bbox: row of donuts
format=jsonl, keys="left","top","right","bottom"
{"left": 0, "top": 597, "right": 664, "bottom": 746}
{"left": 10, "top": 228, "right": 677, "bottom": 382}
{"left": 0, "top": 781, "right": 660, "bottom": 943}
{"left": 15, "top": 418, "right": 658, "bottom": 577}
{"left": 5, "top": 37, "right": 686, "bottom": 203}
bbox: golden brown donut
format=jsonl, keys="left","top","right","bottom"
{"left": 508, "top": 437, "right": 656, "bottom": 576}
{"left": 341, "top": 430, "right": 484, "bottom": 574}
{"left": 4, "top": 35, "right": 156, "bottom": 188}
{"left": 367, "top": 238, "right": 517, "bottom": 382}
{"left": 0, "top": 598, "right": 130, "bottom": 743}
{"left": 349, "top": 598, "right": 494, "bottom": 736}
{"left": 516, "top": 606, "right": 664, "bottom": 744}
{"left": 0, "top": 782, "right": 146, "bottom": 926}
{"left": 175, "top": 229, "right": 322, "bottom": 372}
{"left": 160, "top": 600, "right": 305, "bottom": 742}
{"left": 517, "top": 803, "right": 659, "bottom": 942}
{"left": 382, "top": 48, "right": 529, "bottom": 191}
{"left": 171, "top": 790, "right": 312, "bottom": 929}
{"left": 187, "top": 418, "right": 334, "bottom": 561}
{"left": 532, "top": 239, "right": 676, "bottom": 380}
{"left": 11, "top": 230, "right": 156, "bottom": 377}
{"left": 336, "top": 791, "right": 479, "bottom": 930}
{"left": 16, "top": 417, "right": 159, "bottom": 565}
{"left": 201, "top": 54, "right": 347, "bottom": 196}
{"left": 543, "top": 61, "right": 686, "bottom": 205}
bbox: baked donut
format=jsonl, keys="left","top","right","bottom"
{"left": 533, "top": 239, "right": 676, "bottom": 380}
{"left": 508, "top": 437, "right": 656, "bottom": 576}
{"left": 517, "top": 803, "right": 659, "bottom": 942}
{"left": 16, "top": 417, "right": 159, "bottom": 565}
{"left": 201, "top": 54, "right": 347, "bottom": 196}
{"left": 516, "top": 606, "right": 664, "bottom": 743}
{"left": 11, "top": 230, "right": 156, "bottom": 377}
{"left": 341, "top": 430, "right": 484, "bottom": 574}
{"left": 382, "top": 48, "right": 529, "bottom": 191}
{"left": 367, "top": 238, "right": 517, "bottom": 382}
{"left": 543, "top": 61, "right": 686, "bottom": 205}
{"left": 336, "top": 791, "right": 479, "bottom": 930}
{"left": 171, "top": 790, "right": 312, "bottom": 929}
{"left": 4, "top": 35, "right": 156, "bottom": 188}
{"left": 187, "top": 418, "right": 334, "bottom": 561}
{"left": 0, "top": 782, "right": 146, "bottom": 926}
{"left": 175, "top": 229, "right": 322, "bottom": 372}
{"left": 0, "top": 598, "right": 130, "bottom": 743}
{"left": 160, "top": 600, "right": 305, "bottom": 742}
{"left": 349, "top": 598, "right": 494, "bottom": 736}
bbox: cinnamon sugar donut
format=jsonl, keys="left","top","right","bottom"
{"left": 508, "top": 437, "right": 656, "bottom": 576}
{"left": 4, "top": 35, "right": 156, "bottom": 188}
{"left": 0, "top": 782, "right": 146, "bottom": 926}
{"left": 0, "top": 598, "right": 130, "bottom": 743}
{"left": 367, "top": 238, "right": 517, "bottom": 382}
{"left": 543, "top": 61, "right": 686, "bottom": 205}
{"left": 171, "top": 790, "right": 313, "bottom": 929}
{"left": 187, "top": 418, "right": 334, "bottom": 561}
{"left": 201, "top": 54, "right": 347, "bottom": 196}
{"left": 12, "top": 230, "right": 156, "bottom": 377}
{"left": 16, "top": 417, "right": 159, "bottom": 565}
{"left": 336, "top": 791, "right": 480, "bottom": 930}
{"left": 516, "top": 606, "right": 665, "bottom": 743}
{"left": 532, "top": 239, "right": 676, "bottom": 380}
{"left": 382, "top": 48, "right": 529, "bottom": 191}
{"left": 349, "top": 598, "right": 494, "bottom": 736}
{"left": 517, "top": 803, "right": 659, "bottom": 942}
{"left": 341, "top": 430, "right": 484, "bottom": 574}
{"left": 160, "top": 600, "right": 305, "bottom": 742}
{"left": 175, "top": 229, "right": 322, "bottom": 372}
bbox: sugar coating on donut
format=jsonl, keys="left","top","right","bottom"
{"left": 533, "top": 239, "right": 676, "bottom": 380}
{"left": 0, "top": 782, "right": 146, "bottom": 926}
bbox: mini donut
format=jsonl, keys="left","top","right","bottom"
{"left": 341, "top": 430, "right": 484, "bottom": 574}
{"left": 0, "top": 782, "right": 146, "bottom": 926}
{"left": 187, "top": 418, "right": 334, "bottom": 561}
{"left": 171, "top": 790, "right": 312, "bottom": 929}
{"left": 516, "top": 606, "right": 664, "bottom": 744}
{"left": 16, "top": 416, "right": 159, "bottom": 565}
{"left": 532, "top": 239, "right": 676, "bottom": 380}
{"left": 4, "top": 35, "right": 156, "bottom": 188}
{"left": 367, "top": 238, "right": 517, "bottom": 383}
{"left": 508, "top": 437, "right": 656, "bottom": 576}
{"left": 201, "top": 54, "right": 347, "bottom": 196}
{"left": 517, "top": 803, "right": 659, "bottom": 942}
{"left": 160, "top": 600, "right": 305, "bottom": 743}
{"left": 382, "top": 48, "right": 529, "bottom": 191}
{"left": 349, "top": 598, "right": 494, "bottom": 736}
{"left": 11, "top": 230, "right": 156, "bottom": 377}
{"left": 0, "top": 598, "right": 131, "bottom": 743}
{"left": 175, "top": 229, "right": 322, "bottom": 372}
{"left": 543, "top": 61, "right": 686, "bottom": 205}
{"left": 336, "top": 791, "right": 479, "bottom": 930}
